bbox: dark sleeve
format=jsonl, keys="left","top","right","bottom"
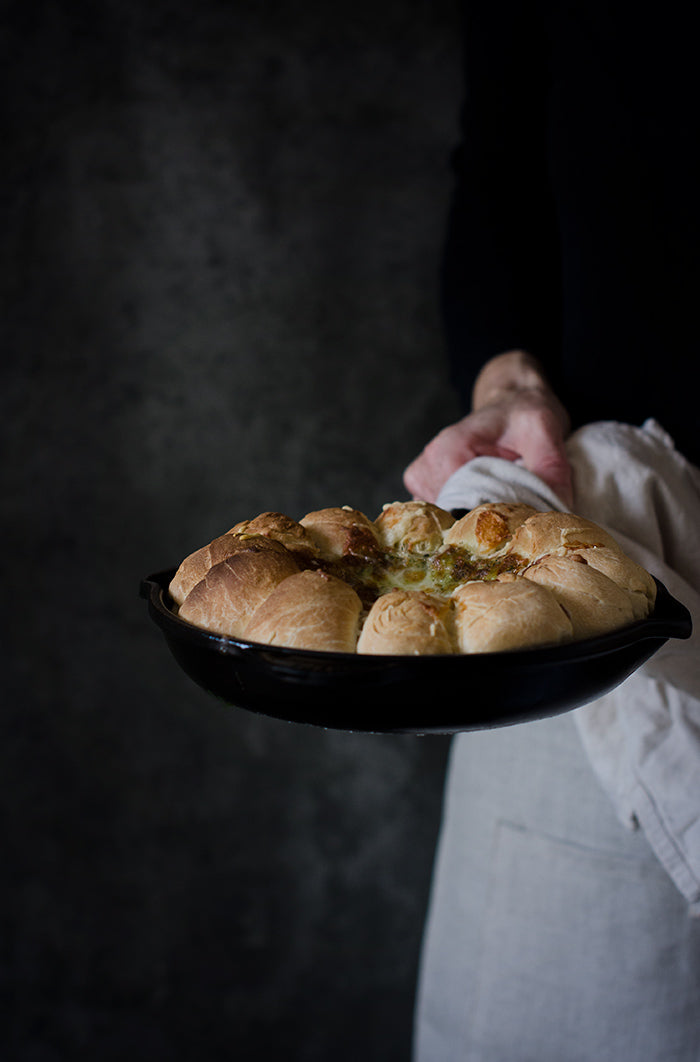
{"left": 442, "top": 0, "right": 562, "bottom": 410}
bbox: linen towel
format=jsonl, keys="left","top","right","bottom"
{"left": 436, "top": 419, "right": 700, "bottom": 908}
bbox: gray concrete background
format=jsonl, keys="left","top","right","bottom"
{"left": 2, "top": 2, "right": 463, "bottom": 1058}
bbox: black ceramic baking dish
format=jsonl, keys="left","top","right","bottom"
{"left": 140, "top": 567, "right": 692, "bottom": 734}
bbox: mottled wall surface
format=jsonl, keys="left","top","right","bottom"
{"left": 2, "top": 2, "right": 462, "bottom": 1058}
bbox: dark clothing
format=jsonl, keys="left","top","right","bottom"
{"left": 443, "top": 0, "right": 700, "bottom": 465}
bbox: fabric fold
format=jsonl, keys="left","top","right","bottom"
{"left": 436, "top": 419, "right": 700, "bottom": 907}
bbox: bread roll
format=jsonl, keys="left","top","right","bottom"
{"left": 244, "top": 570, "right": 362, "bottom": 652}
{"left": 228, "top": 511, "right": 318, "bottom": 559}
{"left": 300, "top": 506, "right": 382, "bottom": 562}
{"left": 357, "top": 589, "right": 455, "bottom": 655}
{"left": 570, "top": 546, "right": 657, "bottom": 620}
{"left": 523, "top": 553, "right": 636, "bottom": 638}
{"left": 169, "top": 532, "right": 289, "bottom": 606}
{"left": 177, "top": 548, "right": 300, "bottom": 638}
{"left": 375, "top": 501, "right": 454, "bottom": 555}
{"left": 453, "top": 579, "right": 573, "bottom": 653}
{"left": 171, "top": 501, "right": 656, "bottom": 654}
{"left": 507, "top": 511, "right": 621, "bottom": 563}
{"left": 443, "top": 502, "right": 537, "bottom": 556}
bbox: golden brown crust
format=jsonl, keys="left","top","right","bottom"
{"left": 169, "top": 532, "right": 289, "bottom": 606}
{"left": 453, "top": 579, "right": 573, "bottom": 653}
{"left": 228, "top": 511, "right": 319, "bottom": 559}
{"left": 300, "top": 506, "right": 382, "bottom": 562}
{"left": 443, "top": 502, "right": 538, "bottom": 556}
{"left": 523, "top": 553, "right": 636, "bottom": 639}
{"left": 177, "top": 549, "right": 300, "bottom": 638}
{"left": 569, "top": 546, "right": 657, "bottom": 620}
{"left": 171, "top": 502, "right": 654, "bottom": 654}
{"left": 374, "top": 501, "right": 454, "bottom": 555}
{"left": 357, "top": 589, "right": 455, "bottom": 656}
{"left": 507, "top": 511, "right": 621, "bottom": 563}
{"left": 243, "top": 570, "right": 362, "bottom": 652}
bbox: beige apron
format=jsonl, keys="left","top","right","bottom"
{"left": 415, "top": 420, "right": 700, "bottom": 1060}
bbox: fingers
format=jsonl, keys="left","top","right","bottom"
{"left": 403, "top": 416, "right": 516, "bottom": 502}
{"left": 403, "top": 431, "right": 473, "bottom": 502}
{"left": 507, "top": 410, "right": 574, "bottom": 508}
{"left": 403, "top": 393, "right": 575, "bottom": 507}
{"left": 403, "top": 445, "right": 465, "bottom": 503}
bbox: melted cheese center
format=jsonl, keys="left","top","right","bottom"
{"left": 321, "top": 546, "right": 525, "bottom": 606}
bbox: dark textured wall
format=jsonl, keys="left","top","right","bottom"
{"left": 2, "top": 2, "right": 462, "bottom": 1058}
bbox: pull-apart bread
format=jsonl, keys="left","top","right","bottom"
{"left": 170, "top": 502, "right": 656, "bottom": 654}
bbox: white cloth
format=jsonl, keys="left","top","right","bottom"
{"left": 437, "top": 418, "right": 700, "bottom": 908}
{"left": 413, "top": 420, "right": 700, "bottom": 1062}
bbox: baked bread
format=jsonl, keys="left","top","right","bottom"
{"left": 453, "top": 579, "right": 573, "bottom": 653}
{"left": 169, "top": 532, "right": 290, "bottom": 606}
{"left": 170, "top": 500, "right": 656, "bottom": 654}
{"left": 357, "top": 589, "right": 454, "bottom": 655}
{"left": 177, "top": 548, "right": 300, "bottom": 638}
{"left": 244, "top": 570, "right": 362, "bottom": 653}
{"left": 444, "top": 502, "right": 537, "bottom": 555}
{"left": 300, "top": 506, "right": 382, "bottom": 562}
{"left": 228, "top": 511, "right": 318, "bottom": 560}
{"left": 375, "top": 501, "right": 455, "bottom": 554}
{"left": 568, "top": 546, "right": 657, "bottom": 620}
{"left": 523, "top": 553, "right": 637, "bottom": 639}
{"left": 506, "top": 511, "right": 620, "bottom": 562}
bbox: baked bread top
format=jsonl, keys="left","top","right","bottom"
{"left": 169, "top": 501, "right": 655, "bottom": 654}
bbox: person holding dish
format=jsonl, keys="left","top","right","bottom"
{"left": 407, "top": 2, "right": 700, "bottom": 1059}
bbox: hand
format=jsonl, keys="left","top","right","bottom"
{"left": 403, "top": 351, "right": 574, "bottom": 507}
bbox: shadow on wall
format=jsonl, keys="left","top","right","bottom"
{"left": 1, "top": 1, "right": 461, "bottom": 1059}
